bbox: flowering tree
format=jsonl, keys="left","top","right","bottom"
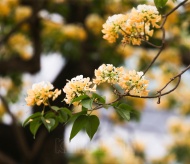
{"left": 24, "top": 0, "right": 189, "bottom": 141}
{"left": 0, "top": 0, "right": 190, "bottom": 163}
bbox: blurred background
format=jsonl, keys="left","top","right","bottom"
{"left": 0, "top": 0, "right": 190, "bottom": 163}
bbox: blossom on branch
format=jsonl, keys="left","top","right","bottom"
{"left": 93, "top": 64, "right": 124, "bottom": 85}
{"left": 25, "top": 81, "right": 61, "bottom": 106}
{"left": 119, "top": 70, "right": 149, "bottom": 96}
{"left": 102, "top": 4, "right": 161, "bottom": 45}
{"left": 63, "top": 75, "right": 96, "bottom": 105}
{"left": 102, "top": 14, "right": 128, "bottom": 43}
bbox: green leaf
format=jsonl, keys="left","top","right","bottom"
{"left": 154, "top": 0, "right": 168, "bottom": 8}
{"left": 29, "top": 120, "right": 42, "bottom": 139}
{"left": 114, "top": 103, "right": 131, "bottom": 121}
{"left": 45, "top": 111, "right": 56, "bottom": 118}
{"left": 23, "top": 112, "right": 42, "bottom": 127}
{"left": 81, "top": 99, "right": 93, "bottom": 109}
{"left": 44, "top": 111, "right": 60, "bottom": 129}
{"left": 130, "top": 109, "right": 140, "bottom": 121}
{"left": 68, "top": 111, "right": 87, "bottom": 123}
{"left": 118, "top": 103, "right": 132, "bottom": 111}
{"left": 51, "top": 106, "right": 72, "bottom": 117}
{"left": 71, "top": 95, "right": 89, "bottom": 104}
{"left": 69, "top": 115, "right": 88, "bottom": 141}
{"left": 41, "top": 117, "right": 55, "bottom": 132}
{"left": 116, "top": 108, "right": 130, "bottom": 121}
{"left": 92, "top": 93, "right": 106, "bottom": 104}
{"left": 57, "top": 110, "right": 68, "bottom": 123}
{"left": 51, "top": 106, "right": 60, "bottom": 112}
{"left": 85, "top": 115, "right": 100, "bottom": 140}
{"left": 59, "top": 107, "right": 72, "bottom": 117}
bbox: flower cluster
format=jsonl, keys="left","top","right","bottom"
{"left": 93, "top": 64, "right": 124, "bottom": 85}
{"left": 42, "top": 19, "right": 87, "bottom": 43}
{"left": 102, "top": 4, "right": 161, "bottom": 45}
{"left": 85, "top": 13, "right": 104, "bottom": 35}
{"left": 8, "top": 33, "right": 33, "bottom": 60}
{"left": 0, "top": 0, "right": 18, "bottom": 17}
{"left": 119, "top": 70, "right": 149, "bottom": 96}
{"left": 25, "top": 81, "right": 61, "bottom": 106}
{"left": 15, "top": 6, "right": 32, "bottom": 22}
{"left": 63, "top": 75, "right": 96, "bottom": 105}
{"left": 26, "top": 64, "right": 149, "bottom": 106}
{"left": 102, "top": 14, "right": 128, "bottom": 43}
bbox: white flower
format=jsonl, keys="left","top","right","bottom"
{"left": 137, "top": 4, "right": 159, "bottom": 14}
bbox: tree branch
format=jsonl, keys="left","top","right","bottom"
{"left": 0, "top": 150, "right": 17, "bottom": 164}
{"left": 0, "top": 95, "right": 31, "bottom": 160}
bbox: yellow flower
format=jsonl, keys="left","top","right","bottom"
{"left": 15, "top": 6, "right": 32, "bottom": 22}
{"left": 85, "top": 13, "right": 104, "bottom": 35}
{"left": 119, "top": 70, "right": 149, "bottom": 96}
{"left": 0, "top": 101, "right": 6, "bottom": 117}
{"left": 6, "top": 0, "right": 18, "bottom": 7}
{"left": 63, "top": 75, "right": 96, "bottom": 105}
{"left": 93, "top": 64, "right": 124, "bottom": 85}
{"left": 102, "top": 14, "right": 128, "bottom": 43}
{"left": 0, "top": 2, "right": 10, "bottom": 17}
{"left": 8, "top": 33, "right": 33, "bottom": 60}
{"left": 62, "top": 24, "right": 87, "bottom": 40}
{"left": 102, "top": 4, "right": 161, "bottom": 45}
{"left": 25, "top": 81, "right": 61, "bottom": 106}
{"left": 116, "top": 44, "right": 134, "bottom": 58}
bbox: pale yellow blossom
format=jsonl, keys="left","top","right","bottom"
{"left": 119, "top": 70, "right": 149, "bottom": 96}
{"left": 102, "top": 14, "right": 128, "bottom": 43}
{"left": 102, "top": 4, "right": 161, "bottom": 45}
{"left": 8, "top": 33, "right": 33, "bottom": 60}
{"left": 63, "top": 75, "right": 96, "bottom": 105}
{"left": 93, "top": 64, "right": 124, "bottom": 85}
{"left": 15, "top": 6, "right": 32, "bottom": 22}
{"left": 0, "top": 2, "right": 10, "bottom": 17}
{"left": 85, "top": 13, "right": 104, "bottom": 35}
{"left": 25, "top": 81, "right": 61, "bottom": 106}
{"left": 62, "top": 24, "right": 87, "bottom": 41}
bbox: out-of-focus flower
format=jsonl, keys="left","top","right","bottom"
{"left": 132, "top": 140, "right": 145, "bottom": 153}
{"left": 25, "top": 81, "right": 61, "bottom": 106}
{"left": 93, "top": 64, "right": 124, "bottom": 85}
{"left": 158, "top": 48, "right": 181, "bottom": 66}
{"left": 63, "top": 75, "right": 96, "bottom": 105}
{"left": 116, "top": 44, "right": 134, "bottom": 58}
{"left": 42, "top": 19, "right": 64, "bottom": 35}
{"left": 0, "top": 0, "right": 18, "bottom": 17}
{"left": 0, "top": 101, "right": 6, "bottom": 118}
{"left": 15, "top": 6, "right": 32, "bottom": 22}
{"left": 85, "top": 13, "right": 104, "bottom": 35}
{"left": 6, "top": 0, "right": 18, "bottom": 7}
{"left": 105, "top": 0, "right": 130, "bottom": 14}
{"left": 0, "top": 1, "right": 10, "bottom": 17}
{"left": 0, "top": 76, "right": 13, "bottom": 96}
{"left": 8, "top": 33, "right": 33, "bottom": 60}
{"left": 62, "top": 24, "right": 87, "bottom": 40}
{"left": 119, "top": 70, "right": 149, "bottom": 96}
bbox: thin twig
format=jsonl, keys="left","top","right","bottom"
{"left": 143, "top": 0, "right": 188, "bottom": 75}
{"left": 142, "top": 40, "right": 162, "bottom": 49}
{"left": 86, "top": 64, "right": 190, "bottom": 112}
{"left": 143, "top": 26, "right": 165, "bottom": 75}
